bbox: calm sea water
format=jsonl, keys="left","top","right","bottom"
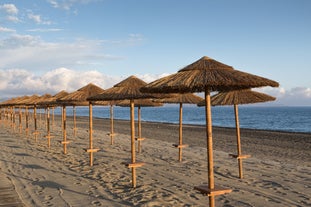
{"left": 52, "top": 105, "right": 311, "bottom": 133}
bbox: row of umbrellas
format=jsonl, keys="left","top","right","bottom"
{"left": 0, "top": 56, "right": 278, "bottom": 207}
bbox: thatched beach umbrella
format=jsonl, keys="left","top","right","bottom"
{"left": 0, "top": 96, "right": 26, "bottom": 131}
{"left": 141, "top": 56, "right": 279, "bottom": 207}
{"left": 88, "top": 75, "right": 158, "bottom": 188}
{"left": 38, "top": 90, "right": 69, "bottom": 148}
{"left": 155, "top": 93, "right": 203, "bottom": 162}
{"left": 19, "top": 94, "right": 48, "bottom": 140}
{"left": 117, "top": 98, "right": 163, "bottom": 153}
{"left": 32, "top": 94, "right": 53, "bottom": 140}
{"left": 94, "top": 100, "right": 119, "bottom": 145}
{"left": 59, "top": 83, "right": 105, "bottom": 136}
{"left": 198, "top": 89, "right": 276, "bottom": 178}
{"left": 13, "top": 95, "right": 39, "bottom": 136}
{"left": 14, "top": 96, "right": 31, "bottom": 134}
{"left": 58, "top": 83, "right": 105, "bottom": 158}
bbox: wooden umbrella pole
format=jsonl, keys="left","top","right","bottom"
{"left": 9, "top": 107, "right": 12, "bottom": 131}
{"left": 34, "top": 106, "right": 38, "bottom": 141}
{"left": 178, "top": 103, "right": 183, "bottom": 162}
{"left": 25, "top": 107, "right": 29, "bottom": 136}
{"left": 110, "top": 105, "right": 114, "bottom": 145}
{"left": 205, "top": 89, "right": 215, "bottom": 207}
{"left": 13, "top": 106, "right": 16, "bottom": 132}
{"left": 137, "top": 106, "right": 142, "bottom": 153}
{"left": 47, "top": 106, "right": 51, "bottom": 148}
{"left": 18, "top": 107, "right": 21, "bottom": 133}
{"left": 89, "top": 103, "right": 93, "bottom": 166}
{"left": 52, "top": 107, "right": 55, "bottom": 130}
{"left": 130, "top": 100, "right": 136, "bottom": 187}
{"left": 62, "top": 106, "right": 67, "bottom": 154}
{"left": 40, "top": 109, "right": 42, "bottom": 128}
{"left": 234, "top": 104, "right": 243, "bottom": 178}
{"left": 73, "top": 106, "right": 76, "bottom": 137}
{"left": 45, "top": 108, "right": 48, "bottom": 131}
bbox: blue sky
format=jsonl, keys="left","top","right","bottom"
{"left": 0, "top": 0, "right": 310, "bottom": 105}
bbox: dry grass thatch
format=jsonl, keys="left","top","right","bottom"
{"left": 116, "top": 99, "right": 163, "bottom": 107}
{"left": 38, "top": 90, "right": 69, "bottom": 106}
{"left": 58, "top": 83, "right": 105, "bottom": 105}
{"left": 88, "top": 76, "right": 156, "bottom": 101}
{"left": 141, "top": 56, "right": 279, "bottom": 93}
{"left": 16, "top": 95, "right": 41, "bottom": 106}
{"left": 198, "top": 89, "right": 276, "bottom": 106}
{"left": 154, "top": 93, "right": 203, "bottom": 104}
{"left": 25, "top": 94, "right": 53, "bottom": 106}
{"left": 0, "top": 96, "right": 29, "bottom": 106}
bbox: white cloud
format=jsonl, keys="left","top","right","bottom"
{"left": 255, "top": 86, "right": 311, "bottom": 106}
{"left": 27, "top": 13, "right": 52, "bottom": 25}
{"left": 6, "top": 15, "right": 20, "bottom": 22}
{"left": 27, "top": 28, "right": 63, "bottom": 32}
{"left": 0, "top": 68, "right": 121, "bottom": 98}
{"left": 0, "top": 34, "right": 122, "bottom": 71}
{"left": 0, "top": 4, "right": 18, "bottom": 14}
{"left": 0, "top": 68, "right": 310, "bottom": 106}
{"left": 136, "top": 73, "right": 171, "bottom": 83}
{"left": 0, "top": 26, "right": 15, "bottom": 33}
{"left": 47, "top": 0, "right": 101, "bottom": 10}
{"left": 0, "top": 4, "right": 19, "bottom": 22}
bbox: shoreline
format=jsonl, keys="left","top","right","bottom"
{"left": 79, "top": 114, "right": 311, "bottom": 135}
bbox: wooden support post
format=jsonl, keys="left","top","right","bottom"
{"left": 62, "top": 106, "right": 68, "bottom": 154}
{"left": 18, "top": 107, "right": 22, "bottom": 134}
{"left": 87, "top": 103, "right": 99, "bottom": 166}
{"left": 194, "top": 185, "right": 232, "bottom": 197}
{"left": 52, "top": 107, "right": 55, "bottom": 130}
{"left": 110, "top": 105, "right": 114, "bottom": 145}
{"left": 137, "top": 106, "right": 143, "bottom": 153}
{"left": 25, "top": 107, "right": 29, "bottom": 137}
{"left": 73, "top": 106, "right": 77, "bottom": 137}
{"left": 234, "top": 104, "right": 251, "bottom": 179}
{"left": 47, "top": 106, "right": 51, "bottom": 148}
{"left": 33, "top": 106, "right": 38, "bottom": 142}
{"left": 195, "top": 90, "right": 232, "bottom": 207}
{"left": 178, "top": 103, "right": 183, "bottom": 161}
{"left": 130, "top": 100, "right": 140, "bottom": 188}
{"left": 12, "top": 106, "right": 16, "bottom": 132}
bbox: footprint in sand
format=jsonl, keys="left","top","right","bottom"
{"left": 91, "top": 199, "right": 104, "bottom": 206}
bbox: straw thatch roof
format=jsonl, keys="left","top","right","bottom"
{"left": 15, "top": 94, "right": 40, "bottom": 106}
{"left": 116, "top": 99, "right": 163, "bottom": 107}
{"left": 88, "top": 76, "right": 156, "bottom": 101}
{"left": 38, "top": 90, "right": 69, "bottom": 107}
{"left": 58, "top": 83, "right": 105, "bottom": 106}
{"left": 28, "top": 94, "right": 53, "bottom": 106}
{"left": 0, "top": 96, "right": 28, "bottom": 107}
{"left": 141, "top": 56, "right": 279, "bottom": 93}
{"left": 155, "top": 93, "right": 203, "bottom": 104}
{"left": 198, "top": 89, "right": 276, "bottom": 106}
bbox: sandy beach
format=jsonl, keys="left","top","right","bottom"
{"left": 0, "top": 114, "right": 310, "bottom": 207}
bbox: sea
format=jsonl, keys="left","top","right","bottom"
{"left": 52, "top": 105, "right": 311, "bottom": 133}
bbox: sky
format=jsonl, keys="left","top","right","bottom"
{"left": 0, "top": 0, "right": 310, "bottom": 106}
